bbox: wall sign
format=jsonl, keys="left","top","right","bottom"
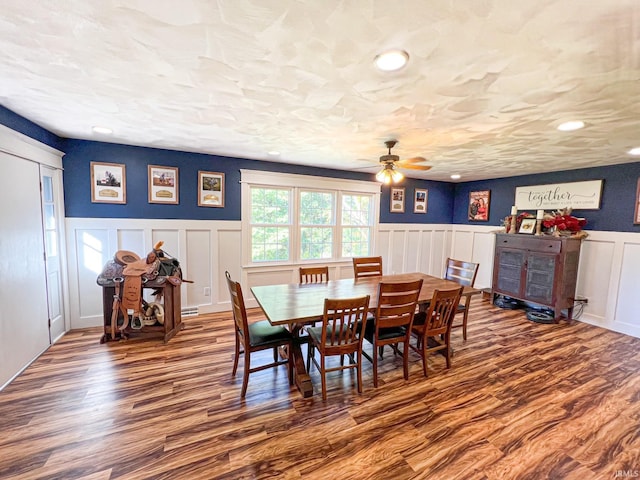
{"left": 515, "top": 180, "right": 603, "bottom": 210}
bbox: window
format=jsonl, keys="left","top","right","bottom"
{"left": 250, "top": 187, "right": 291, "bottom": 262}
{"left": 300, "top": 190, "right": 334, "bottom": 260}
{"left": 341, "top": 194, "right": 371, "bottom": 257}
{"left": 242, "top": 170, "right": 379, "bottom": 265}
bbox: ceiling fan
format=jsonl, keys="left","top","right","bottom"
{"left": 375, "top": 140, "right": 431, "bottom": 184}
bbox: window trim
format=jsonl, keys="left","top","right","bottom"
{"left": 241, "top": 170, "right": 380, "bottom": 267}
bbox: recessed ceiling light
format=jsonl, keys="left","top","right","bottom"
{"left": 450, "top": 174, "right": 461, "bottom": 180}
{"left": 267, "top": 151, "right": 280, "bottom": 156}
{"left": 628, "top": 147, "right": 640, "bottom": 156}
{"left": 557, "top": 121, "right": 585, "bottom": 132}
{"left": 374, "top": 49, "right": 409, "bottom": 72}
{"left": 92, "top": 126, "right": 113, "bottom": 135}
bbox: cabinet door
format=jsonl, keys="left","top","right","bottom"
{"left": 496, "top": 248, "right": 525, "bottom": 297}
{"left": 524, "top": 252, "right": 556, "bottom": 304}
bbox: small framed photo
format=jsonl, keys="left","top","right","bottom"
{"left": 198, "top": 171, "right": 225, "bottom": 207}
{"left": 91, "top": 162, "right": 126, "bottom": 204}
{"left": 519, "top": 218, "right": 536, "bottom": 234}
{"left": 635, "top": 178, "right": 640, "bottom": 225}
{"left": 390, "top": 187, "right": 405, "bottom": 213}
{"left": 148, "top": 165, "right": 179, "bottom": 204}
{"left": 414, "top": 189, "right": 428, "bottom": 213}
{"left": 468, "top": 190, "right": 490, "bottom": 221}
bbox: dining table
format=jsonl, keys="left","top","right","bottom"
{"left": 250, "top": 272, "right": 480, "bottom": 397}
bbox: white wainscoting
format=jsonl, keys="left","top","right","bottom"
{"left": 65, "top": 218, "right": 640, "bottom": 339}
{"left": 65, "top": 218, "right": 242, "bottom": 329}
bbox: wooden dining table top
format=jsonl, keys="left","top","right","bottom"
{"left": 251, "top": 272, "right": 480, "bottom": 326}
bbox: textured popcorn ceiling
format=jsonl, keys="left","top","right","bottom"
{"left": 1, "top": 0, "right": 639, "bottom": 181}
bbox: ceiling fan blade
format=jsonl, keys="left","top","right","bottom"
{"left": 400, "top": 156, "right": 428, "bottom": 164}
{"left": 398, "top": 164, "right": 432, "bottom": 171}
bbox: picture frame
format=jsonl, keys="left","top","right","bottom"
{"left": 468, "top": 190, "right": 491, "bottom": 221}
{"left": 198, "top": 171, "right": 225, "bottom": 207}
{"left": 90, "top": 161, "right": 126, "bottom": 204}
{"left": 148, "top": 165, "right": 179, "bottom": 204}
{"left": 635, "top": 178, "right": 640, "bottom": 225}
{"left": 414, "top": 189, "right": 428, "bottom": 213}
{"left": 390, "top": 187, "right": 405, "bottom": 213}
{"left": 519, "top": 218, "right": 537, "bottom": 234}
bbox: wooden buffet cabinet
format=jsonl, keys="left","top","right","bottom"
{"left": 492, "top": 233, "right": 582, "bottom": 322}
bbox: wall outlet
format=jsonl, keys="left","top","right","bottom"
{"left": 203, "top": 287, "right": 211, "bottom": 297}
{"left": 575, "top": 296, "right": 588, "bottom": 304}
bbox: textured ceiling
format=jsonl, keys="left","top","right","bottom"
{"left": 1, "top": 0, "right": 640, "bottom": 182}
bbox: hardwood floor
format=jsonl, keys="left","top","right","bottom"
{"left": 1, "top": 297, "right": 640, "bottom": 479}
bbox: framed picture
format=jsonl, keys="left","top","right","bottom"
{"left": 390, "top": 187, "right": 405, "bottom": 213}
{"left": 635, "top": 178, "right": 640, "bottom": 225}
{"left": 519, "top": 218, "right": 537, "bottom": 234}
{"left": 90, "top": 162, "right": 126, "bottom": 204}
{"left": 468, "top": 190, "right": 490, "bottom": 221}
{"left": 414, "top": 189, "right": 428, "bottom": 213}
{"left": 148, "top": 165, "right": 179, "bottom": 204}
{"left": 198, "top": 171, "right": 225, "bottom": 207}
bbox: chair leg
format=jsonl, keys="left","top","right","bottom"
{"left": 462, "top": 310, "right": 469, "bottom": 341}
{"left": 288, "top": 342, "right": 294, "bottom": 385}
{"left": 445, "top": 332, "right": 452, "bottom": 369}
{"left": 273, "top": 346, "right": 278, "bottom": 362}
{"left": 373, "top": 343, "right": 379, "bottom": 388}
{"left": 232, "top": 332, "right": 240, "bottom": 376}
{"left": 402, "top": 341, "right": 409, "bottom": 380}
{"left": 356, "top": 350, "right": 363, "bottom": 394}
{"left": 306, "top": 342, "right": 313, "bottom": 372}
{"left": 320, "top": 355, "right": 327, "bottom": 401}
{"left": 422, "top": 336, "right": 429, "bottom": 377}
{"left": 241, "top": 350, "right": 250, "bottom": 398}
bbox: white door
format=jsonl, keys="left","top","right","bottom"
{"left": 40, "top": 165, "right": 66, "bottom": 342}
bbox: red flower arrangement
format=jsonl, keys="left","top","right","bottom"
{"left": 542, "top": 213, "right": 587, "bottom": 233}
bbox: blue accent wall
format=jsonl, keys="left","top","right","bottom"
{"left": 62, "top": 139, "right": 454, "bottom": 222}
{"left": 453, "top": 163, "right": 640, "bottom": 232}
{"left": 2, "top": 106, "right": 638, "bottom": 231}
{"left": 0, "top": 105, "right": 65, "bottom": 151}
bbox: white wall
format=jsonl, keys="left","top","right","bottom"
{"left": 65, "top": 219, "right": 640, "bottom": 338}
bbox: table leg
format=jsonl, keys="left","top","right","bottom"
{"left": 284, "top": 324, "right": 313, "bottom": 398}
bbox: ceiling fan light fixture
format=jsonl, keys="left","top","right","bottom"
{"left": 376, "top": 164, "right": 403, "bottom": 184}
{"left": 374, "top": 49, "right": 409, "bottom": 72}
{"left": 557, "top": 120, "right": 585, "bottom": 131}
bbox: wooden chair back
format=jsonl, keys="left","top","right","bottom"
{"left": 299, "top": 266, "right": 329, "bottom": 284}
{"left": 418, "top": 287, "right": 464, "bottom": 337}
{"left": 444, "top": 258, "right": 479, "bottom": 340}
{"left": 365, "top": 279, "right": 423, "bottom": 387}
{"left": 375, "top": 279, "right": 423, "bottom": 332}
{"left": 410, "top": 286, "right": 464, "bottom": 376}
{"left": 307, "top": 295, "right": 370, "bottom": 400}
{"left": 353, "top": 256, "right": 383, "bottom": 279}
{"left": 225, "top": 271, "right": 249, "bottom": 346}
{"left": 444, "top": 258, "right": 479, "bottom": 287}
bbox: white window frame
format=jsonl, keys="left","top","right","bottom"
{"left": 241, "top": 170, "right": 380, "bottom": 267}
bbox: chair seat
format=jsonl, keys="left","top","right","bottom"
{"left": 248, "top": 320, "right": 292, "bottom": 347}
{"left": 361, "top": 317, "right": 406, "bottom": 342}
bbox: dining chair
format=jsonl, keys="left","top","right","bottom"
{"left": 352, "top": 256, "right": 383, "bottom": 279}
{"left": 362, "top": 279, "right": 423, "bottom": 387}
{"left": 306, "top": 295, "right": 370, "bottom": 400}
{"left": 299, "top": 265, "right": 329, "bottom": 284}
{"left": 225, "top": 271, "right": 293, "bottom": 398}
{"left": 410, "top": 286, "right": 463, "bottom": 376}
{"left": 444, "top": 258, "right": 479, "bottom": 340}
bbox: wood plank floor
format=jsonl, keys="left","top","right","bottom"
{"left": 1, "top": 297, "right": 640, "bottom": 479}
